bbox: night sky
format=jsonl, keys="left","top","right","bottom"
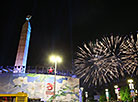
{"left": 1, "top": 0, "right": 138, "bottom": 70}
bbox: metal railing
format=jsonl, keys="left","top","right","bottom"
{"left": 0, "top": 66, "right": 77, "bottom": 77}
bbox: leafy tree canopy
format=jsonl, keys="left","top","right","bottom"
{"left": 120, "top": 86, "right": 132, "bottom": 102}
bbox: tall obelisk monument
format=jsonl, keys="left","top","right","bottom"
{"left": 14, "top": 15, "right": 32, "bottom": 73}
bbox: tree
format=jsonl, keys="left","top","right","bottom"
{"left": 99, "top": 94, "right": 106, "bottom": 102}
{"left": 120, "top": 86, "right": 132, "bottom": 102}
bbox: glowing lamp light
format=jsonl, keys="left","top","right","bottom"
{"left": 80, "top": 87, "right": 84, "bottom": 91}
{"left": 114, "top": 85, "right": 118, "bottom": 89}
{"left": 49, "top": 55, "right": 62, "bottom": 63}
{"left": 136, "top": 90, "right": 138, "bottom": 93}
{"left": 128, "top": 79, "right": 133, "bottom": 83}
{"left": 105, "top": 89, "right": 108, "bottom": 92}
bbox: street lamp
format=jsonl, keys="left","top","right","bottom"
{"left": 128, "top": 79, "right": 135, "bottom": 102}
{"left": 105, "top": 89, "right": 109, "bottom": 102}
{"left": 114, "top": 85, "right": 121, "bottom": 101}
{"left": 79, "top": 87, "right": 84, "bottom": 102}
{"left": 49, "top": 55, "right": 62, "bottom": 100}
{"left": 85, "top": 92, "right": 88, "bottom": 102}
{"left": 128, "top": 79, "right": 134, "bottom": 90}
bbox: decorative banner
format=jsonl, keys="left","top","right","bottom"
{"left": 0, "top": 73, "right": 79, "bottom": 101}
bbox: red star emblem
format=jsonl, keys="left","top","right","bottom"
{"left": 48, "top": 67, "right": 54, "bottom": 73}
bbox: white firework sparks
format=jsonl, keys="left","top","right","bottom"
{"left": 74, "top": 35, "right": 132, "bottom": 86}
{"left": 121, "top": 33, "right": 138, "bottom": 74}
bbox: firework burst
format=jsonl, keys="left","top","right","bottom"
{"left": 74, "top": 35, "right": 130, "bottom": 86}
{"left": 121, "top": 33, "right": 138, "bottom": 74}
